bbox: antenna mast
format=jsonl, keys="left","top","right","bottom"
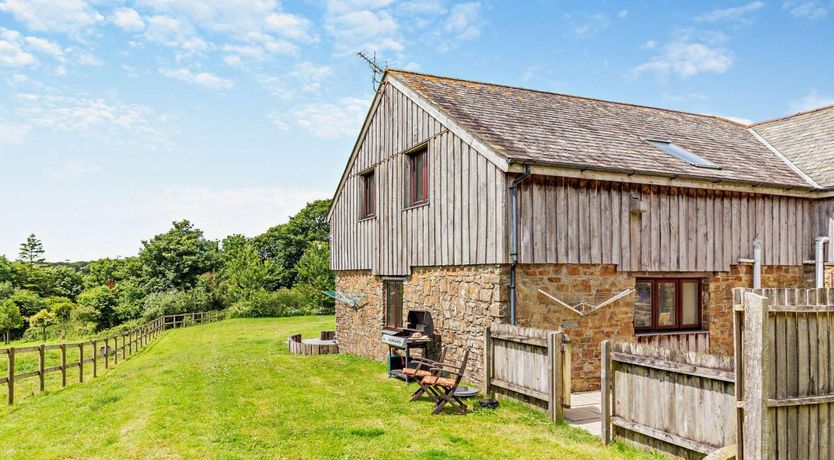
{"left": 356, "top": 50, "right": 386, "bottom": 90}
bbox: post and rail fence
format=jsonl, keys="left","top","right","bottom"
{"left": 1, "top": 310, "right": 224, "bottom": 405}
{"left": 484, "top": 323, "right": 571, "bottom": 422}
{"left": 601, "top": 287, "right": 834, "bottom": 459}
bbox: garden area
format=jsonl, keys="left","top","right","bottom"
{"left": 0, "top": 316, "right": 660, "bottom": 459}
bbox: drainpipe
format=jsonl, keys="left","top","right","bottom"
{"left": 816, "top": 236, "right": 829, "bottom": 288}
{"left": 752, "top": 239, "right": 762, "bottom": 289}
{"left": 509, "top": 164, "right": 532, "bottom": 325}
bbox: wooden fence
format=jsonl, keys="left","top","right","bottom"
{"left": 602, "top": 287, "right": 834, "bottom": 459}
{"left": 1, "top": 310, "right": 224, "bottom": 405}
{"left": 483, "top": 323, "right": 571, "bottom": 421}
{"left": 635, "top": 330, "right": 710, "bottom": 353}
{"left": 733, "top": 287, "right": 834, "bottom": 459}
{"left": 600, "top": 341, "right": 736, "bottom": 458}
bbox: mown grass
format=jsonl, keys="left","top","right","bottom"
{"left": 0, "top": 316, "right": 662, "bottom": 459}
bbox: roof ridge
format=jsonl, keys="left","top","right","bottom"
{"left": 387, "top": 68, "right": 751, "bottom": 128}
{"left": 750, "top": 102, "right": 834, "bottom": 127}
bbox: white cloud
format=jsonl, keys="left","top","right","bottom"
{"left": 256, "top": 62, "right": 333, "bottom": 99}
{"left": 0, "top": 122, "right": 31, "bottom": 144}
{"left": 0, "top": 29, "right": 37, "bottom": 67}
{"left": 325, "top": 5, "right": 403, "bottom": 54}
{"left": 292, "top": 97, "right": 369, "bottom": 138}
{"left": 159, "top": 67, "right": 235, "bottom": 90}
{"left": 783, "top": 1, "right": 828, "bottom": 18}
{"left": 24, "top": 36, "right": 64, "bottom": 59}
{"left": 0, "top": 0, "right": 104, "bottom": 33}
{"left": 439, "top": 2, "right": 483, "bottom": 49}
{"left": 631, "top": 39, "right": 733, "bottom": 78}
{"left": 696, "top": 1, "right": 765, "bottom": 23}
{"left": 268, "top": 113, "right": 289, "bottom": 130}
{"left": 264, "top": 12, "right": 313, "bottom": 41}
{"left": 53, "top": 160, "right": 102, "bottom": 178}
{"left": 144, "top": 15, "right": 211, "bottom": 54}
{"left": 112, "top": 8, "right": 146, "bottom": 32}
{"left": 572, "top": 13, "right": 611, "bottom": 39}
{"left": 78, "top": 53, "right": 102, "bottom": 66}
{"left": 292, "top": 62, "right": 332, "bottom": 91}
{"left": 790, "top": 89, "right": 834, "bottom": 112}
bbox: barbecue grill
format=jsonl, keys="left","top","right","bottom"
{"left": 382, "top": 310, "right": 434, "bottom": 381}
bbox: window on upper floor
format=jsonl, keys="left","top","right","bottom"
{"left": 408, "top": 147, "right": 428, "bottom": 206}
{"left": 634, "top": 278, "right": 702, "bottom": 332}
{"left": 361, "top": 169, "right": 375, "bottom": 219}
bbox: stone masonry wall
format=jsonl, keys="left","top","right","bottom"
{"left": 517, "top": 263, "right": 810, "bottom": 392}
{"left": 335, "top": 265, "right": 509, "bottom": 385}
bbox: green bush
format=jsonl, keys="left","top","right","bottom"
{"left": 77, "top": 286, "right": 118, "bottom": 329}
{"left": 10, "top": 289, "right": 46, "bottom": 318}
{"left": 226, "top": 288, "right": 307, "bottom": 318}
{"left": 141, "top": 290, "right": 189, "bottom": 321}
{"left": 47, "top": 296, "right": 76, "bottom": 321}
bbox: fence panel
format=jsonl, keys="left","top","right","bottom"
{"left": 601, "top": 340, "right": 736, "bottom": 458}
{"left": 484, "top": 323, "right": 570, "bottom": 421}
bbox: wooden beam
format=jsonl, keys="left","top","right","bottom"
{"left": 611, "top": 416, "right": 718, "bottom": 454}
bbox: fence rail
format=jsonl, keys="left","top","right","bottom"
{"left": 484, "top": 323, "right": 571, "bottom": 421}
{"left": 2, "top": 310, "right": 224, "bottom": 405}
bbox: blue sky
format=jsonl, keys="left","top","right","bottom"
{"left": 0, "top": 0, "right": 832, "bottom": 261}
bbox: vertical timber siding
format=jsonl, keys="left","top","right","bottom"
{"left": 816, "top": 198, "right": 834, "bottom": 261}
{"left": 330, "top": 83, "right": 507, "bottom": 276}
{"left": 516, "top": 177, "right": 818, "bottom": 272}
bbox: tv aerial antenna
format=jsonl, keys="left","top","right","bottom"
{"left": 357, "top": 50, "right": 387, "bottom": 90}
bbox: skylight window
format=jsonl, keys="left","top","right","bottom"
{"left": 646, "top": 140, "right": 720, "bottom": 169}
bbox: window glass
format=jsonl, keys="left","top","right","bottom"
{"left": 384, "top": 281, "right": 403, "bottom": 329}
{"left": 658, "top": 282, "right": 676, "bottom": 326}
{"left": 682, "top": 282, "right": 699, "bottom": 326}
{"left": 362, "top": 171, "right": 375, "bottom": 218}
{"left": 409, "top": 148, "right": 428, "bottom": 205}
{"left": 634, "top": 281, "right": 652, "bottom": 328}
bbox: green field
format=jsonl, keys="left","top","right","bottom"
{"left": 0, "top": 316, "right": 658, "bottom": 459}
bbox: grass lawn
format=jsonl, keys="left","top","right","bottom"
{"left": 0, "top": 316, "right": 660, "bottom": 459}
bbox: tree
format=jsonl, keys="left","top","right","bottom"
{"left": 9, "top": 289, "right": 46, "bottom": 317}
{"left": 76, "top": 286, "right": 118, "bottom": 329}
{"left": 29, "top": 308, "right": 56, "bottom": 342}
{"left": 0, "top": 256, "right": 12, "bottom": 284}
{"left": 18, "top": 234, "right": 45, "bottom": 265}
{"left": 252, "top": 199, "right": 331, "bottom": 288}
{"left": 43, "top": 265, "right": 84, "bottom": 299}
{"left": 84, "top": 257, "right": 140, "bottom": 289}
{"left": 0, "top": 300, "right": 23, "bottom": 344}
{"left": 138, "top": 220, "right": 219, "bottom": 293}
{"left": 219, "top": 239, "right": 278, "bottom": 303}
{"left": 294, "top": 242, "right": 335, "bottom": 314}
{"left": 47, "top": 296, "right": 75, "bottom": 322}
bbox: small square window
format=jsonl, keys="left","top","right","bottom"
{"left": 634, "top": 278, "right": 703, "bottom": 332}
{"left": 361, "top": 170, "right": 375, "bottom": 219}
{"left": 408, "top": 147, "right": 428, "bottom": 206}
{"left": 646, "top": 140, "right": 720, "bottom": 169}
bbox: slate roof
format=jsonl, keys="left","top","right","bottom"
{"left": 752, "top": 105, "right": 834, "bottom": 189}
{"left": 389, "top": 70, "right": 814, "bottom": 189}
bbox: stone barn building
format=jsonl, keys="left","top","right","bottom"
{"left": 328, "top": 70, "right": 834, "bottom": 391}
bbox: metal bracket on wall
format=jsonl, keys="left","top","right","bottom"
{"left": 322, "top": 291, "right": 365, "bottom": 310}
{"left": 537, "top": 288, "right": 635, "bottom": 317}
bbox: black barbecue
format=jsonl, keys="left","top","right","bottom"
{"left": 382, "top": 310, "right": 434, "bottom": 381}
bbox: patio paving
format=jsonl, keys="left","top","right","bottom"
{"left": 565, "top": 391, "right": 602, "bottom": 437}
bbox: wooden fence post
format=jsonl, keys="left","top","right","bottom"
{"left": 483, "top": 326, "right": 492, "bottom": 397}
{"left": 740, "top": 291, "right": 771, "bottom": 459}
{"left": 104, "top": 338, "right": 109, "bottom": 369}
{"left": 562, "top": 338, "right": 572, "bottom": 409}
{"left": 78, "top": 343, "right": 84, "bottom": 383}
{"left": 60, "top": 344, "right": 66, "bottom": 387}
{"left": 548, "top": 331, "right": 564, "bottom": 422}
{"left": 128, "top": 331, "right": 132, "bottom": 355}
{"left": 7, "top": 347, "right": 14, "bottom": 405}
{"left": 114, "top": 337, "right": 118, "bottom": 365}
{"left": 601, "top": 340, "right": 612, "bottom": 445}
{"left": 38, "top": 344, "right": 45, "bottom": 391}
{"left": 92, "top": 340, "right": 97, "bottom": 378}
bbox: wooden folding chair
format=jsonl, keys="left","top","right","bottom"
{"left": 422, "top": 349, "right": 470, "bottom": 415}
{"left": 402, "top": 347, "right": 446, "bottom": 402}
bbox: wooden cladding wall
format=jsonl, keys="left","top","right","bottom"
{"left": 816, "top": 198, "right": 834, "bottom": 262}
{"left": 330, "top": 83, "right": 508, "bottom": 276}
{"left": 516, "top": 177, "right": 817, "bottom": 272}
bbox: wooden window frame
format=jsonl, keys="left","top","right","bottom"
{"left": 360, "top": 169, "right": 375, "bottom": 219}
{"left": 407, "top": 146, "right": 429, "bottom": 207}
{"left": 383, "top": 280, "right": 404, "bottom": 331}
{"left": 634, "top": 278, "right": 702, "bottom": 333}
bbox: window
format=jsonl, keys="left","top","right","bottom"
{"left": 646, "top": 140, "right": 720, "bottom": 169}
{"left": 384, "top": 280, "right": 404, "bottom": 330}
{"left": 634, "top": 278, "right": 702, "bottom": 332}
{"left": 408, "top": 147, "right": 428, "bottom": 206}
{"left": 361, "top": 170, "right": 375, "bottom": 219}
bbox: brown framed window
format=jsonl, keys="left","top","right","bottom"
{"left": 408, "top": 147, "right": 428, "bottom": 206}
{"left": 634, "top": 278, "right": 702, "bottom": 332}
{"left": 361, "top": 170, "right": 375, "bottom": 218}
{"left": 384, "top": 280, "right": 404, "bottom": 330}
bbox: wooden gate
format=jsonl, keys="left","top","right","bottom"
{"left": 484, "top": 323, "right": 571, "bottom": 421}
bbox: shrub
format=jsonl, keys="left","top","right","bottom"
{"left": 141, "top": 290, "right": 188, "bottom": 321}
{"left": 47, "top": 296, "right": 76, "bottom": 321}
{"left": 77, "top": 286, "right": 118, "bottom": 329}
{"left": 0, "top": 299, "right": 23, "bottom": 344}
{"left": 227, "top": 288, "right": 306, "bottom": 318}
{"left": 293, "top": 242, "right": 334, "bottom": 314}
{"left": 10, "top": 289, "right": 46, "bottom": 317}
{"left": 113, "top": 281, "right": 145, "bottom": 322}
{"left": 29, "top": 308, "right": 57, "bottom": 341}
